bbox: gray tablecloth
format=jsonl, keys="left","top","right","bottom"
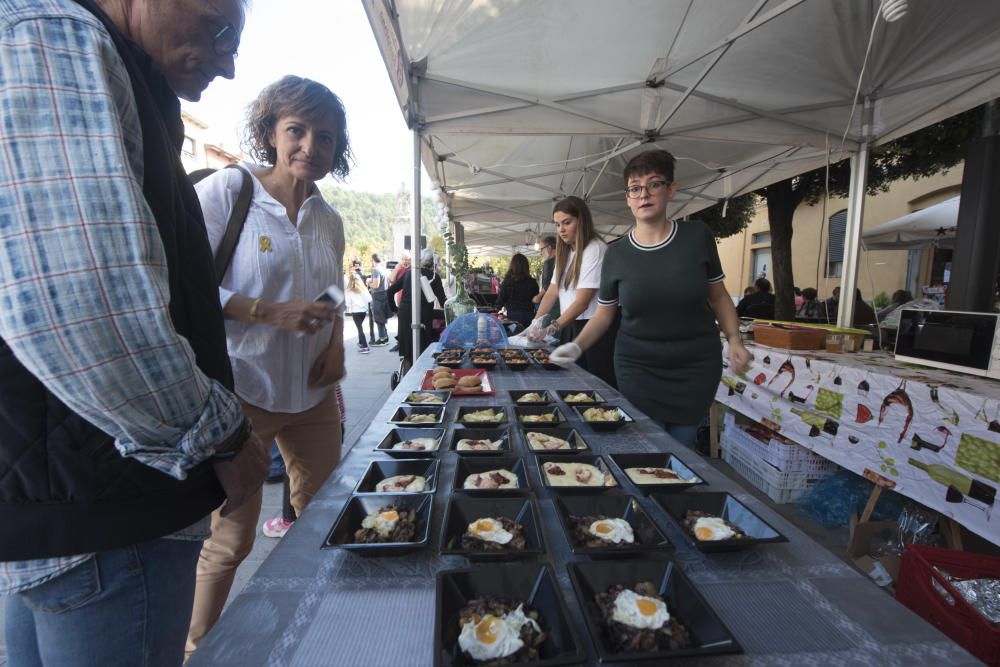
{"left": 189, "top": 346, "right": 977, "bottom": 666}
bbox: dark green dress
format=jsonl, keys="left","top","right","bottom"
{"left": 598, "top": 221, "right": 725, "bottom": 425}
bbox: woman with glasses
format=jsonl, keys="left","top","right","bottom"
{"left": 549, "top": 149, "right": 751, "bottom": 447}
{"left": 531, "top": 196, "right": 618, "bottom": 387}
{"left": 185, "top": 76, "right": 352, "bottom": 655}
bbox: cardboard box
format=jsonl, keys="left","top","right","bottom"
{"left": 848, "top": 514, "right": 900, "bottom": 586}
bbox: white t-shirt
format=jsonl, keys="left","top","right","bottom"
{"left": 345, "top": 284, "right": 372, "bottom": 314}
{"left": 196, "top": 163, "right": 345, "bottom": 413}
{"left": 551, "top": 238, "right": 606, "bottom": 320}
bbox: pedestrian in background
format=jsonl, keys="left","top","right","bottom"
{"left": 346, "top": 270, "right": 373, "bottom": 353}
{"left": 368, "top": 253, "right": 391, "bottom": 346}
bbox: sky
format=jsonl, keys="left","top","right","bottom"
{"left": 183, "top": 0, "right": 432, "bottom": 196}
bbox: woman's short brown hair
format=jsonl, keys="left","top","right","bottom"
{"left": 243, "top": 75, "right": 353, "bottom": 179}
{"left": 623, "top": 148, "right": 676, "bottom": 184}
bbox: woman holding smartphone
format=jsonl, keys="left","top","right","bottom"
{"left": 186, "top": 76, "right": 352, "bottom": 655}
{"left": 549, "top": 150, "right": 751, "bottom": 447}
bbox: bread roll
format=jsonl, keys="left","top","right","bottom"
{"left": 457, "top": 375, "right": 482, "bottom": 389}
{"left": 432, "top": 377, "right": 456, "bottom": 389}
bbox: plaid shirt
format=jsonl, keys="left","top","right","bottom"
{"left": 0, "top": 1, "right": 242, "bottom": 594}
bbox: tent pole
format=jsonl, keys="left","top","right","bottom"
{"left": 837, "top": 98, "right": 873, "bottom": 329}
{"left": 412, "top": 130, "right": 422, "bottom": 360}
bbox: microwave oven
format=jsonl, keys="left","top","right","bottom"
{"left": 894, "top": 309, "right": 1000, "bottom": 378}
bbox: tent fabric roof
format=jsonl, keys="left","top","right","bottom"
{"left": 365, "top": 0, "right": 1000, "bottom": 255}
{"left": 861, "top": 196, "right": 960, "bottom": 250}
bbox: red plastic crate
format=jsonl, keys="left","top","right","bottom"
{"left": 896, "top": 544, "right": 1000, "bottom": 665}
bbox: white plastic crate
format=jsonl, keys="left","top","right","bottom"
{"left": 722, "top": 412, "right": 835, "bottom": 475}
{"left": 721, "top": 431, "right": 827, "bottom": 504}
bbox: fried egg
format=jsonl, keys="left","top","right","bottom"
{"left": 611, "top": 589, "right": 670, "bottom": 629}
{"left": 693, "top": 516, "right": 735, "bottom": 541}
{"left": 467, "top": 517, "right": 513, "bottom": 544}
{"left": 458, "top": 605, "right": 541, "bottom": 661}
{"left": 361, "top": 508, "right": 399, "bottom": 537}
{"left": 588, "top": 518, "right": 634, "bottom": 544}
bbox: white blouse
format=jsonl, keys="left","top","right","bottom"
{"left": 196, "top": 164, "right": 345, "bottom": 413}
{"left": 551, "top": 238, "right": 606, "bottom": 320}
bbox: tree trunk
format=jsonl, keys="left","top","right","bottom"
{"left": 764, "top": 179, "right": 801, "bottom": 321}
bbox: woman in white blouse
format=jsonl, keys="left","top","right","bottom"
{"left": 531, "top": 196, "right": 617, "bottom": 387}
{"left": 186, "top": 76, "right": 352, "bottom": 655}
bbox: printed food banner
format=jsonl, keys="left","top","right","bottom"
{"left": 717, "top": 341, "right": 999, "bottom": 544}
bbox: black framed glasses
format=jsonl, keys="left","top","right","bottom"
{"left": 625, "top": 180, "right": 670, "bottom": 198}
{"left": 204, "top": 0, "right": 240, "bottom": 57}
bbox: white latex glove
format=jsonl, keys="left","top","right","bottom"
{"left": 525, "top": 318, "right": 548, "bottom": 343}
{"left": 548, "top": 342, "right": 582, "bottom": 366}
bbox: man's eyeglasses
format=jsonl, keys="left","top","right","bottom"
{"left": 204, "top": 0, "right": 240, "bottom": 57}
{"left": 625, "top": 180, "right": 670, "bottom": 198}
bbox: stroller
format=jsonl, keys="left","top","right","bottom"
{"left": 389, "top": 308, "right": 446, "bottom": 390}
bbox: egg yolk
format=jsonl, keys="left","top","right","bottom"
{"left": 475, "top": 519, "right": 495, "bottom": 533}
{"left": 636, "top": 599, "right": 659, "bottom": 617}
{"left": 380, "top": 510, "right": 399, "bottom": 522}
{"left": 475, "top": 616, "right": 501, "bottom": 644}
{"left": 696, "top": 526, "right": 717, "bottom": 540}
{"left": 594, "top": 522, "right": 613, "bottom": 535}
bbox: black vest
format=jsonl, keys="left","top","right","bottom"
{"left": 0, "top": 1, "right": 233, "bottom": 560}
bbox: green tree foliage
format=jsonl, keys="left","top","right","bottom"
{"left": 689, "top": 193, "right": 757, "bottom": 239}
{"left": 758, "top": 105, "right": 983, "bottom": 320}
{"left": 318, "top": 185, "right": 443, "bottom": 272}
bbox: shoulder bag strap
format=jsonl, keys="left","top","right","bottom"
{"left": 214, "top": 164, "right": 253, "bottom": 285}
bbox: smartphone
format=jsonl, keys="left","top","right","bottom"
{"left": 314, "top": 284, "right": 345, "bottom": 310}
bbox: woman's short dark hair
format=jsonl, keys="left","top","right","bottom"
{"left": 243, "top": 75, "right": 353, "bottom": 180}
{"left": 802, "top": 287, "right": 818, "bottom": 300}
{"left": 755, "top": 278, "right": 771, "bottom": 293}
{"left": 623, "top": 149, "right": 676, "bottom": 184}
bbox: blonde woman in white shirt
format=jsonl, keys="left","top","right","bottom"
{"left": 531, "top": 196, "right": 617, "bottom": 387}
{"left": 345, "top": 269, "right": 373, "bottom": 353}
{"left": 186, "top": 76, "right": 352, "bottom": 655}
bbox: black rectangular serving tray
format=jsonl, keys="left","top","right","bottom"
{"left": 452, "top": 455, "right": 531, "bottom": 494}
{"left": 354, "top": 458, "right": 440, "bottom": 495}
{"left": 536, "top": 455, "right": 619, "bottom": 494}
{"left": 522, "top": 427, "right": 590, "bottom": 454}
{"left": 608, "top": 453, "right": 705, "bottom": 493}
{"left": 373, "top": 427, "right": 445, "bottom": 458}
{"left": 509, "top": 389, "right": 555, "bottom": 406}
{"left": 435, "top": 563, "right": 584, "bottom": 667}
{"left": 651, "top": 491, "right": 788, "bottom": 552}
{"left": 449, "top": 426, "right": 513, "bottom": 456}
{"left": 514, "top": 405, "right": 566, "bottom": 427}
{"left": 323, "top": 494, "right": 432, "bottom": 556}
{"left": 555, "top": 389, "right": 606, "bottom": 405}
{"left": 567, "top": 559, "right": 742, "bottom": 662}
{"left": 439, "top": 496, "right": 545, "bottom": 561}
{"left": 388, "top": 405, "right": 446, "bottom": 427}
{"left": 403, "top": 389, "right": 452, "bottom": 407}
{"left": 571, "top": 404, "right": 635, "bottom": 432}
{"left": 455, "top": 405, "right": 508, "bottom": 426}
{"left": 553, "top": 494, "right": 672, "bottom": 557}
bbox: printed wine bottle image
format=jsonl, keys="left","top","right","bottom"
{"left": 908, "top": 458, "right": 996, "bottom": 506}
{"left": 790, "top": 407, "right": 839, "bottom": 436}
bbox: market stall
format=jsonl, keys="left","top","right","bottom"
{"left": 188, "top": 344, "right": 974, "bottom": 666}
{"left": 716, "top": 341, "right": 1000, "bottom": 546}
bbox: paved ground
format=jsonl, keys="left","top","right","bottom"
{"left": 0, "top": 318, "right": 865, "bottom": 664}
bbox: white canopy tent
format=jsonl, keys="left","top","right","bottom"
{"left": 363, "top": 0, "right": 1000, "bottom": 346}
{"left": 861, "top": 196, "right": 959, "bottom": 250}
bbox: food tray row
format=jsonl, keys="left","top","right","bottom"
{"left": 388, "top": 403, "right": 636, "bottom": 431}
{"left": 434, "top": 347, "right": 565, "bottom": 370}
{"left": 323, "top": 490, "right": 786, "bottom": 557}
{"left": 357, "top": 451, "right": 705, "bottom": 494}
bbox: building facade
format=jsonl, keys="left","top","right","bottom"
{"left": 715, "top": 167, "right": 964, "bottom": 304}
{"left": 180, "top": 111, "right": 242, "bottom": 174}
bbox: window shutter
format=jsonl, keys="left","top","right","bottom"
{"left": 828, "top": 210, "right": 847, "bottom": 263}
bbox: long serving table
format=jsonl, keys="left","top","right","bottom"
{"left": 716, "top": 341, "right": 1000, "bottom": 546}
{"left": 189, "top": 345, "right": 975, "bottom": 666}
